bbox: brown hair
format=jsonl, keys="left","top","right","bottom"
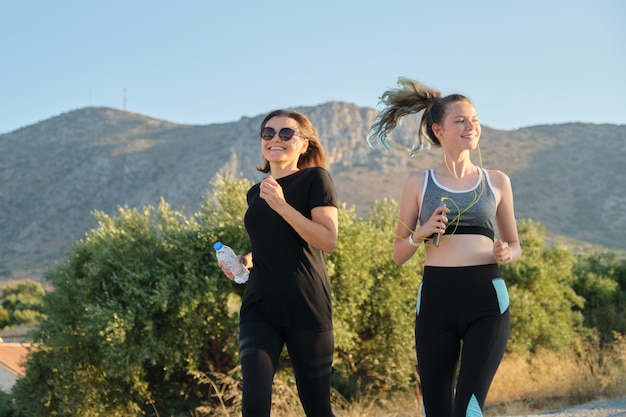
{"left": 257, "top": 109, "right": 327, "bottom": 173}
{"left": 367, "top": 77, "right": 473, "bottom": 155}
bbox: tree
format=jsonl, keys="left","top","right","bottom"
{"left": 13, "top": 175, "right": 611, "bottom": 415}
{"left": 328, "top": 199, "right": 422, "bottom": 397}
{"left": 573, "top": 251, "right": 626, "bottom": 343}
{"left": 0, "top": 281, "right": 46, "bottom": 329}
{"left": 13, "top": 178, "right": 250, "bottom": 416}
{"left": 501, "top": 219, "right": 586, "bottom": 353}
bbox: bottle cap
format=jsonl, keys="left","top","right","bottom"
{"left": 213, "top": 242, "right": 223, "bottom": 250}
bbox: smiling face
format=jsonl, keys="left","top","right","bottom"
{"left": 434, "top": 100, "right": 481, "bottom": 151}
{"left": 260, "top": 116, "right": 309, "bottom": 172}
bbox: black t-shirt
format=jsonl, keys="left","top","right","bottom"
{"left": 241, "top": 167, "right": 338, "bottom": 331}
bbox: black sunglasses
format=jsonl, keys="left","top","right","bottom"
{"left": 260, "top": 127, "right": 305, "bottom": 141}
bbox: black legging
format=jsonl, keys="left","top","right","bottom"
{"left": 239, "top": 321, "right": 335, "bottom": 417}
{"left": 415, "top": 264, "right": 510, "bottom": 417}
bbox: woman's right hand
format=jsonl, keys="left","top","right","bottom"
{"left": 218, "top": 254, "right": 251, "bottom": 281}
{"left": 422, "top": 205, "right": 449, "bottom": 242}
{"left": 217, "top": 261, "right": 235, "bottom": 281}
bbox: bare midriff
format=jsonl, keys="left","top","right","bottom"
{"left": 424, "top": 234, "right": 495, "bottom": 267}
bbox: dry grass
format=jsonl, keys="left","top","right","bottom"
{"left": 191, "top": 336, "right": 626, "bottom": 417}
{"left": 486, "top": 335, "right": 626, "bottom": 416}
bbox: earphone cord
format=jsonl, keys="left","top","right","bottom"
{"left": 397, "top": 144, "right": 487, "bottom": 246}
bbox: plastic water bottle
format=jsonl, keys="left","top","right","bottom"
{"left": 214, "top": 242, "right": 249, "bottom": 284}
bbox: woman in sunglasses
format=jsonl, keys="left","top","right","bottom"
{"left": 367, "top": 78, "right": 521, "bottom": 417}
{"left": 219, "top": 109, "right": 338, "bottom": 417}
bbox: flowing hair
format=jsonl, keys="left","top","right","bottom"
{"left": 367, "top": 77, "right": 472, "bottom": 156}
{"left": 257, "top": 109, "right": 327, "bottom": 173}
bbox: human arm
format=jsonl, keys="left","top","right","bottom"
{"left": 491, "top": 170, "right": 522, "bottom": 264}
{"left": 239, "top": 252, "right": 253, "bottom": 268}
{"left": 260, "top": 175, "right": 338, "bottom": 254}
{"left": 218, "top": 252, "right": 252, "bottom": 281}
{"left": 392, "top": 172, "right": 449, "bottom": 265}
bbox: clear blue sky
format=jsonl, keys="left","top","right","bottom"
{"left": 1, "top": 0, "right": 624, "bottom": 135}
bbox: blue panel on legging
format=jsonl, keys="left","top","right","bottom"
{"left": 491, "top": 278, "right": 509, "bottom": 314}
{"left": 416, "top": 282, "right": 423, "bottom": 315}
{"left": 466, "top": 394, "right": 483, "bottom": 416}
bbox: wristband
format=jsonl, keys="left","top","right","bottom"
{"left": 408, "top": 233, "right": 420, "bottom": 247}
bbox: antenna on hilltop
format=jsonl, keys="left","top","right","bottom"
{"left": 123, "top": 87, "right": 127, "bottom": 111}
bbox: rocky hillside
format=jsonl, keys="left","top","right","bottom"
{"left": 1, "top": 103, "right": 624, "bottom": 279}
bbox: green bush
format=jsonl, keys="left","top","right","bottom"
{"left": 573, "top": 251, "right": 626, "bottom": 343}
{"left": 502, "top": 219, "right": 586, "bottom": 353}
{"left": 12, "top": 179, "right": 247, "bottom": 416}
{"left": 10, "top": 176, "right": 626, "bottom": 416}
{"left": 0, "top": 281, "right": 46, "bottom": 330}
{"left": 0, "top": 390, "right": 15, "bottom": 417}
{"left": 328, "top": 199, "right": 422, "bottom": 397}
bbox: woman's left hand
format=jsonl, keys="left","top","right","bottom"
{"left": 259, "top": 176, "right": 286, "bottom": 211}
{"left": 493, "top": 240, "right": 513, "bottom": 264}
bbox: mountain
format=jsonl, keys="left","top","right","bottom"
{"left": 1, "top": 103, "right": 625, "bottom": 280}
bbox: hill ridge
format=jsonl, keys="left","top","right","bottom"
{"left": 1, "top": 104, "right": 625, "bottom": 279}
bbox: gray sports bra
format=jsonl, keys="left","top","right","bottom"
{"left": 418, "top": 169, "right": 497, "bottom": 240}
